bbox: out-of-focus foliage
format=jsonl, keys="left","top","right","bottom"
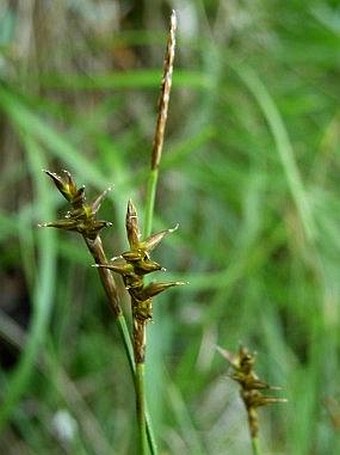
{"left": 0, "top": 1, "right": 339, "bottom": 454}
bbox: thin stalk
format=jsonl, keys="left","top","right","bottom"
{"left": 251, "top": 436, "right": 262, "bottom": 455}
{"left": 137, "top": 11, "right": 176, "bottom": 454}
{"left": 136, "top": 362, "right": 148, "bottom": 455}
{"left": 132, "top": 311, "right": 149, "bottom": 453}
{"left": 117, "top": 315, "right": 157, "bottom": 454}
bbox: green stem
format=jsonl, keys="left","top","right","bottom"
{"left": 139, "top": 168, "right": 161, "bottom": 455}
{"left": 144, "top": 168, "right": 159, "bottom": 237}
{"left": 138, "top": 12, "right": 176, "bottom": 451}
{"left": 117, "top": 315, "right": 157, "bottom": 455}
{"left": 251, "top": 436, "right": 262, "bottom": 455}
{"left": 136, "top": 362, "right": 149, "bottom": 454}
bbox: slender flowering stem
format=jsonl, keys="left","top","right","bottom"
{"left": 138, "top": 11, "right": 177, "bottom": 454}
{"left": 137, "top": 11, "right": 177, "bottom": 454}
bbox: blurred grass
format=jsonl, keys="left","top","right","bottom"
{"left": 0, "top": 1, "right": 340, "bottom": 454}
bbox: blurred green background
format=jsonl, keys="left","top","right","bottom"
{"left": 0, "top": 1, "right": 339, "bottom": 454}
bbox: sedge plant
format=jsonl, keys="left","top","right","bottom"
{"left": 39, "top": 10, "right": 178, "bottom": 455}
{"left": 37, "top": 10, "right": 288, "bottom": 455}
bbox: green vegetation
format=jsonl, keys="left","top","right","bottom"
{"left": 0, "top": 1, "right": 339, "bottom": 454}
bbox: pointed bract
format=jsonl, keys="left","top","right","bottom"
{"left": 126, "top": 199, "right": 141, "bottom": 249}
{"left": 40, "top": 218, "right": 111, "bottom": 239}
{"left": 142, "top": 223, "right": 179, "bottom": 252}
{"left": 94, "top": 262, "right": 134, "bottom": 276}
{"left": 139, "top": 281, "right": 185, "bottom": 300}
{"left": 44, "top": 169, "right": 79, "bottom": 203}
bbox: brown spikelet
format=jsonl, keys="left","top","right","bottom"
{"left": 151, "top": 9, "right": 177, "bottom": 170}
{"left": 98, "top": 199, "right": 184, "bottom": 363}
